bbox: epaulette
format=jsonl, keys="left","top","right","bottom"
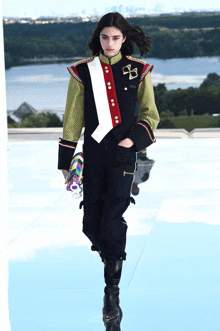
{"left": 74, "top": 57, "right": 94, "bottom": 67}
{"left": 125, "top": 56, "right": 146, "bottom": 65}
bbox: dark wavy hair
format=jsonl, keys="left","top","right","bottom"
{"left": 88, "top": 12, "right": 152, "bottom": 56}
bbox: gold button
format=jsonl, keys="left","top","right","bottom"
{"left": 115, "top": 120, "right": 119, "bottom": 124}
{"left": 105, "top": 66, "right": 108, "bottom": 69}
{"left": 111, "top": 99, "right": 114, "bottom": 102}
{"left": 114, "top": 116, "right": 118, "bottom": 119}
{"left": 105, "top": 70, "right": 109, "bottom": 73}
{"left": 107, "top": 82, "right": 111, "bottom": 85}
{"left": 108, "top": 86, "right": 112, "bottom": 89}
{"left": 112, "top": 103, "right": 115, "bottom": 106}
{"left": 124, "top": 87, "right": 128, "bottom": 90}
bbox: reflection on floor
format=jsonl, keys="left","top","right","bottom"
{"left": 7, "top": 139, "right": 220, "bottom": 331}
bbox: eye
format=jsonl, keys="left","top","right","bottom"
{"left": 101, "top": 36, "right": 108, "bottom": 40}
{"left": 113, "top": 37, "right": 119, "bottom": 40}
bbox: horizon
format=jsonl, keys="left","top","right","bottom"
{"left": 3, "top": 9, "right": 220, "bottom": 19}
{"left": 2, "top": 0, "right": 220, "bottom": 18}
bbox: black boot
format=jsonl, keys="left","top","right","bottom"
{"left": 102, "top": 259, "right": 123, "bottom": 331}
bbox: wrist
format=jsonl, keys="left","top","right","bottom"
{"left": 118, "top": 138, "right": 134, "bottom": 148}
{"left": 62, "top": 169, "right": 69, "bottom": 179}
{"left": 125, "top": 138, "right": 134, "bottom": 146}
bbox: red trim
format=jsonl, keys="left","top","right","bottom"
{"left": 141, "top": 63, "right": 153, "bottom": 75}
{"left": 67, "top": 66, "right": 81, "bottom": 81}
{"left": 68, "top": 65, "right": 79, "bottom": 77}
{"left": 137, "top": 122, "right": 155, "bottom": 143}
{"left": 104, "top": 312, "right": 120, "bottom": 321}
{"left": 68, "top": 58, "right": 94, "bottom": 83}
{"left": 59, "top": 143, "right": 76, "bottom": 149}
{"left": 140, "top": 64, "right": 154, "bottom": 83}
{"left": 100, "top": 61, "right": 122, "bottom": 128}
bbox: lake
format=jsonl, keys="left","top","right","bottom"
{"left": 5, "top": 56, "right": 220, "bottom": 116}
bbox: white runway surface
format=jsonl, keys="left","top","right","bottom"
{"left": 4, "top": 138, "right": 220, "bottom": 330}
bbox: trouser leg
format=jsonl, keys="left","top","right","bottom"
{"left": 82, "top": 145, "right": 136, "bottom": 260}
{"left": 99, "top": 194, "right": 130, "bottom": 260}
{"left": 83, "top": 174, "right": 130, "bottom": 259}
{"left": 99, "top": 146, "right": 136, "bottom": 260}
{"left": 82, "top": 161, "right": 107, "bottom": 253}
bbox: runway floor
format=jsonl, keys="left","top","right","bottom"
{"left": 5, "top": 138, "right": 220, "bottom": 330}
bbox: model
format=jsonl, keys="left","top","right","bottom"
{"left": 58, "top": 12, "right": 160, "bottom": 330}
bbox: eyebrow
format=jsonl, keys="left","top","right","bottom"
{"left": 100, "top": 34, "right": 121, "bottom": 37}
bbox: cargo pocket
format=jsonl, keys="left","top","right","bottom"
{"left": 114, "top": 145, "right": 136, "bottom": 165}
{"left": 108, "top": 163, "right": 135, "bottom": 197}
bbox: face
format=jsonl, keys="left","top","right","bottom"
{"left": 100, "top": 26, "right": 126, "bottom": 58}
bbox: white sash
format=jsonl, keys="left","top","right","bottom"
{"left": 87, "top": 57, "right": 113, "bottom": 143}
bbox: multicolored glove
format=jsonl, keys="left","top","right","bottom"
{"left": 65, "top": 152, "right": 84, "bottom": 198}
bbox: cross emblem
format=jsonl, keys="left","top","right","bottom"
{"left": 122, "top": 64, "right": 138, "bottom": 80}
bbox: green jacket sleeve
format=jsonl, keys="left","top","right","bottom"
{"left": 126, "top": 72, "right": 160, "bottom": 152}
{"left": 58, "top": 75, "right": 84, "bottom": 170}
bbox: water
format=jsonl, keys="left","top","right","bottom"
{"left": 5, "top": 56, "right": 220, "bottom": 115}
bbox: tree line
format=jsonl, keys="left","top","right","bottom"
{"left": 4, "top": 13, "right": 220, "bottom": 40}
{"left": 7, "top": 112, "right": 63, "bottom": 128}
{"left": 154, "top": 73, "right": 220, "bottom": 116}
{"left": 4, "top": 13, "right": 220, "bottom": 69}
{"left": 154, "top": 73, "right": 220, "bottom": 129}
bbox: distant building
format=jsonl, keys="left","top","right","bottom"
{"left": 10, "top": 102, "right": 38, "bottom": 122}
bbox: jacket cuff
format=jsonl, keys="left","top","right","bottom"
{"left": 58, "top": 138, "right": 77, "bottom": 170}
{"left": 126, "top": 120, "right": 156, "bottom": 152}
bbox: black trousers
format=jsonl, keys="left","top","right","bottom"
{"left": 82, "top": 143, "right": 136, "bottom": 260}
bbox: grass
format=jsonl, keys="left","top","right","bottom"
{"left": 167, "top": 115, "right": 220, "bottom": 132}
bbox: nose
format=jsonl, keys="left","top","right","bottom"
{"left": 107, "top": 38, "right": 113, "bottom": 48}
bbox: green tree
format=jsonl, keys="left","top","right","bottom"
{"left": 7, "top": 116, "right": 17, "bottom": 128}
{"left": 43, "top": 112, "right": 63, "bottom": 127}
{"left": 21, "top": 113, "right": 49, "bottom": 127}
{"left": 160, "top": 110, "right": 174, "bottom": 118}
{"left": 154, "top": 83, "right": 168, "bottom": 114}
{"left": 20, "top": 113, "right": 62, "bottom": 128}
{"left": 179, "top": 109, "right": 188, "bottom": 116}
{"left": 200, "top": 73, "right": 220, "bottom": 87}
{"left": 158, "top": 118, "right": 175, "bottom": 128}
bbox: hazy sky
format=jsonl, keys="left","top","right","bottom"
{"left": 2, "top": 0, "right": 220, "bottom": 17}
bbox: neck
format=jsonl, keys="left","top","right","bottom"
{"left": 103, "top": 51, "right": 121, "bottom": 59}
{"left": 104, "top": 52, "right": 114, "bottom": 59}
{"left": 99, "top": 51, "right": 122, "bottom": 65}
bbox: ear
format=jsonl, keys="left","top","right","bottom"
{"left": 122, "top": 36, "right": 126, "bottom": 43}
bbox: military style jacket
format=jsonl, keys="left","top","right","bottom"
{"left": 58, "top": 51, "right": 160, "bottom": 170}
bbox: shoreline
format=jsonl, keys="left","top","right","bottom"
{"left": 6, "top": 55, "right": 220, "bottom": 70}
{"left": 6, "top": 56, "right": 86, "bottom": 70}
{"left": 19, "top": 56, "right": 86, "bottom": 66}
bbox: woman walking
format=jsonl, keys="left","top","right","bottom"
{"left": 58, "top": 12, "right": 159, "bottom": 330}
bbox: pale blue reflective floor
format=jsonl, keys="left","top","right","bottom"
{"left": 7, "top": 139, "right": 220, "bottom": 331}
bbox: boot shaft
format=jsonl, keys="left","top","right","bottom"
{"left": 103, "top": 286, "right": 122, "bottom": 330}
{"left": 104, "top": 259, "right": 123, "bottom": 286}
{"left": 104, "top": 285, "right": 120, "bottom": 307}
{"left": 103, "top": 259, "right": 123, "bottom": 330}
